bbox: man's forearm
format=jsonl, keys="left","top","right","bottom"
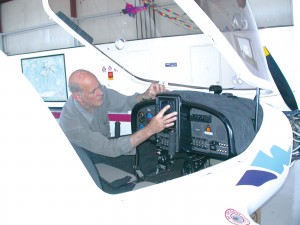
{"left": 130, "top": 126, "right": 154, "bottom": 148}
{"left": 136, "top": 93, "right": 147, "bottom": 103}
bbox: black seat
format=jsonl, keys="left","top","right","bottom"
{"left": 71, "top": 144, "right": 103, "bottom": 189}
{"left": 71, "top": 144, "right": 153, "bottom": 194}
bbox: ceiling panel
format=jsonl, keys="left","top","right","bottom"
{"left": 249, "top": 0, "right": 293, "bottom": 27}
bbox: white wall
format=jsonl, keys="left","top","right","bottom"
{"left": 8, "top": 26, "right": 296, "bottom": 111}
{"left": 249, "top": 0, "right": 293, "bottom": 27}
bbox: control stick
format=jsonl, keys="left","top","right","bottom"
{"left": 168, "top": 130, "right": 176, "bottom": 159}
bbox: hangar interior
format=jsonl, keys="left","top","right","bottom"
{"left": 0, "top": 0, "right": 294, "bottom": 55}
{"left": 0, "top": 1, "right": 299, "bottom": 224}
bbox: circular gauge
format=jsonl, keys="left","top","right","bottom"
{"left": 138, "top": 124, "right": 145, "bottom": 130}
{"left": 138, "top": 111, "right": 145, "bottom": 123}
{"left": 146, "top": 112, "right": 153, "bottom": 123}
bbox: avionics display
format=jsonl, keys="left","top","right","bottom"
{"left": 159, "top": 99, "right": 177, "bottom": 115}
{"left": 156, "top": 96, "right": 181, "bottom": 123}
{"left": 155, "top": 95, "right": 182, "bottom": 155}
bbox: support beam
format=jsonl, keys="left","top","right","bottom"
{"left": 70, "top": 0, "right": 77, "bottom": 18}
{"left": 0, "top": 6, "right": 2, "bottom": 33}
{"left": 0, "top": 0, "right": 13, "bottom": 4}
{"left": 0, "top": 5, "right": 3, "bottom": 50}
{"left": 0, "top": 0, "right": 13, "bottom": 32}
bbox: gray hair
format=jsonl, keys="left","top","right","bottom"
{"left": 68, "top": 81, "right": 82, "bottom": 93}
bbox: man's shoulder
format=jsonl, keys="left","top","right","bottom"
{"left": 59, "top": 97, "right": 84, "bottom": 129}
{"left": 60, "top": 96, "right": 78, "bottom": 120}
{"left": 62, "top": 96, "right": 75, "bottom": 111}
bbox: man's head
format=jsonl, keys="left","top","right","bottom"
{"left": 69, "top": 69, "right": 103, "bottom": 112}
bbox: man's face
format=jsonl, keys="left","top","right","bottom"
{"left": 77, "top": 75, "right": 103, "bottom": 111}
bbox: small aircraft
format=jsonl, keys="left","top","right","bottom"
{"left": 1, "top": 0, "right": 299, "bottom": 225}
{"left": 122, "top": 3, "right": 148, "bottom": 18}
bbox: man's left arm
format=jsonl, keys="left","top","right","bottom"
{"left": 136, "top": 83, "right": 167, "bottom": 102}
{"left": 107, "top": 83, "right": 167, "bottom": 112}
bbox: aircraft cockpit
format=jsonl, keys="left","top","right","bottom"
{"left": 131, "top": 90, "right": 263, "bottom": 184}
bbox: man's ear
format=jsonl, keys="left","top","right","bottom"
{"left": 73, "top": 93, "right": 82, "bottom": 102}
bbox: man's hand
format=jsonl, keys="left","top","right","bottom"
{"left": 147, "top": 105, "right": 177, "bottom": 133}
{"left": 130, "top": 105, "right": 177, "bottom": 148}
{"left": 141, "top": 83, "right": 167, "bottom": 101}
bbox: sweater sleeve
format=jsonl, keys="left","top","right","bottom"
{"left": 105, "top": 86, "right": 139, "bottom": 112}
{"left": 66, "top": 124, "right": 136, "bottom": 157}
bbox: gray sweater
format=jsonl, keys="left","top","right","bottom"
{"left": 59, "top": 84, "right": 139, "bottom": 157}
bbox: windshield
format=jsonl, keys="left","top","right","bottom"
{"left": 45, "top": 0, "right": 273, "bottom": 91}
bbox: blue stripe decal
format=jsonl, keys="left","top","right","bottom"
{"left": 236, "top": 145, "right": 291, "bottom": 187}
{"left": 251, "top": 145, "right": 291, "bottom": 174}
{"left": 236, "top": 170, "right": 277, "bottom": 186}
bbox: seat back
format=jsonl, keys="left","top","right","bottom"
{"left": 71, "top": 144, "right": 104, "bottom": 190}
{"left": 71, "top": 144, "right": 141, "bottom": 194}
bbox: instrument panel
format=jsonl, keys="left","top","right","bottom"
{"left": 190, "top": 108, "right": 229, "bottom": 157}
{"left": 131, "top": 91, "right": 260, "bottom": 183}
{"left": 132, "top": 93, "right": 232, "bottom": 159}
{"left": 135, "top": 103, "right": 156, "bottom": 142}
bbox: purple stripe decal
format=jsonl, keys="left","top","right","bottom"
{"left": 52, "top": 112, "right": 61, "bottom": 119}
{"left": 51, "top": 112, "right": 131, "bottom": 122}
{"left": 236, "top": 170, "right": 277, "bottom": 187}
{"left": 108, "top": 114, "right": 131, "bottom": 122}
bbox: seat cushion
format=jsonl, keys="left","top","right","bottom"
{"left": 95, "top": 163, "right": 155, "bottom": 192}
{"left": 95, "top": 163, "right": 137, "bottom": 184}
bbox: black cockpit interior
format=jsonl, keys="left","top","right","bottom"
{"left": 131, "top": 90, "right": 263, "bottom": 184}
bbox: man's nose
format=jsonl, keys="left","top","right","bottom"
{"left": 96, "top": 87, "right": 103, "bottom": 96}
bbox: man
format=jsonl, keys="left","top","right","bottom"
{"left": 59, "top": 69, "right": 177, "bottom": 157}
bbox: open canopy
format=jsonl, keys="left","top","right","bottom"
{"left": 44, "top": 0, "right": 273, "bottom": 91}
